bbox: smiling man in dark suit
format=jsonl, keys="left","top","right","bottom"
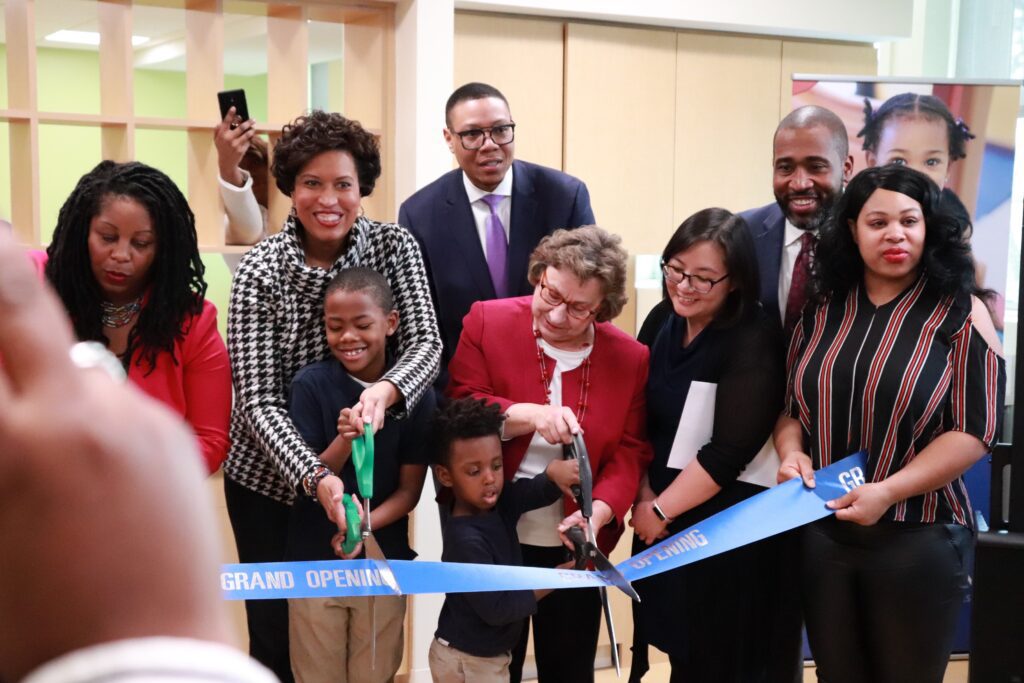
{"left": 399, "top": 82, "right": 594, "bottom": 368}
{"left": 740, "top": 105, "right": 853, "bottom": 334}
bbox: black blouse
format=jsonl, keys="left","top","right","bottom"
{"left": 787, "top": 278, "right": 1005, "bottom": 526}
{"left": 647, "top": 308, "right": 785, "bottom": 501}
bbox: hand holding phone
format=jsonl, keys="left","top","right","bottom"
{"left": 217, "top": 89, "right": 250, "bottom": 129}
{"left": 214, "top": 89, "right": 255, "bottom": 187}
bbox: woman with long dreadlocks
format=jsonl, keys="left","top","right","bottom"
{"left": 43, "top": 160, "right": 231, "bottom": 475}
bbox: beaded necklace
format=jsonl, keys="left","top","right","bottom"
{"left": 100, "top": 298, "right": 141, "bottom": 328}
{"left": 533, "top": 327, "right": 593, "bottom": 425}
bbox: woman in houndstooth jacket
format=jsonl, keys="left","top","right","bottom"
{"left": 222, "top": 110, "right": 441, "bottom": 682}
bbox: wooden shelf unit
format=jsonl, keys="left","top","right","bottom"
{"left": 4, "top": 0, "right": 396, "bottom": 249}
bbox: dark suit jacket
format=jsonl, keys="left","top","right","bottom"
{"left": 398, "top": 159, "right": 595, "bottom": 363}
{"left": 638, "top": 202, "right": 786, "bottom": 339}
{"left": 739, "top": 202, "right": 785, "bottom": 324}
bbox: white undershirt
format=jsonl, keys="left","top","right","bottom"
{"left": 514, "top": 337, "right": 592, "bottom": 546}
{"left": 778, "top": 220, "right": 814, "bottom": 311}
{"left": 462, "top": 167, "right": 514, "bottom": 261}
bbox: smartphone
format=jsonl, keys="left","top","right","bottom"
{"left": 217, "top": 89, "right": 250, "bottom": 128}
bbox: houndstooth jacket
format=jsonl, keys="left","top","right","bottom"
{"left": 224, "top": 215, "right": 441, "bottom": 504}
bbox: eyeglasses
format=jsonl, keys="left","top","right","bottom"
{"left": 451, "top": 123, "right": 516, "bottom": 150}
{"left": 538, "top": 272, "right": 599, "bottom": 320}
{"left": 662, "top": 263, "right": 729, "bottom": 294}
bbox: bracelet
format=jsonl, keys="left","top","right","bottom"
{"left": 302, "top": 465, "right": 332, "bottom": 499}
{"left": 651, "top": 498, "right": 672, "bottom": 523}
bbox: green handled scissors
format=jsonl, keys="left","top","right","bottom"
{"left": 349, "top": 424, "right": 401, "bottom": 668}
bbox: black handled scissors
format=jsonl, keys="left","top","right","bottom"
{"left": 563, "top": 432, "right": 640, "bottom": 676}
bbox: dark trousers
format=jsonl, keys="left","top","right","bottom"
{"left": 224, "top": 476, "right": 295, "bottom": 683}
{"left": 801, "top": 518, "right": 970, "bottom": 683}
{"left": 510, "top": 544, "right": 602, "bottom": 683}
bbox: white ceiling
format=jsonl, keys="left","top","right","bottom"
{"left": 0, "top": 0, "right": 346, "bottom": 76}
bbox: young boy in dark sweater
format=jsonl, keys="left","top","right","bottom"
{"left": 429, "top": 398, "right": 577, "bottom": 683}
{"left": 286, "top": 267, "right": 436, "bottom": 683}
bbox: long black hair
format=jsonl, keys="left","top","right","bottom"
{"left": 45, "top": 160, "right": 206, "bottom": 372}
{"left": 811, "top": 165, "right": 981, "bottom": 302}
{"left": 661, "top": 208, "right": 761, "bottom": 328}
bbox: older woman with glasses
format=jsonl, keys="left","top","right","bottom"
{"left": 447, "top": 225, "right": 652, "bottom": 683}
{"left": 630, "top": 208, "right": 795, "bottom": 682}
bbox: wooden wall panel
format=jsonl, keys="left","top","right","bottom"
{"left": 346, "top": 12, "right": 395, "bottom": 222}
{"left": 5, "top": 0, "right": 39, "bottom": 243}
{"left": 98, "top": 0, "right": 134, "bottom": 161}
{"left": 674, "top": 32, "right": 782, "bottom": 222}
{"left": 186, "top": 0, "right": 225, "bottom": 246}
{"left": 564, "top": 22, "right": 677, "bottom": 336}
{"left": 454, "top": 12, "right": 564, "bottom": 171}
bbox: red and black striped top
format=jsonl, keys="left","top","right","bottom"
{"left": 786, "top": 277, "right": 1005, "bottom": 526}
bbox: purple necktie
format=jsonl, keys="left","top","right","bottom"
{"left": 482, "top": 194, "right": 508, "bottom": 298}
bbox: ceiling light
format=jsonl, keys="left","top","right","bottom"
{"left": 45, "top": 30, "right": 150, "bottom": 47}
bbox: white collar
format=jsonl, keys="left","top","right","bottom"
{"left": 784, "top": 219, "right": 815, "bottom": 247}
{"left": 462, "top": 164, "right": 515, "bottom": 203}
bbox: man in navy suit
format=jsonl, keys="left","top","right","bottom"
{"left": 399, "top": 82, "right": 594, "bottom": 366}
{"left": 740, "top": 105, "right": 853, "bottom": 328}
{"left": 638, "top": 106, "right": 852, "bottom": 345}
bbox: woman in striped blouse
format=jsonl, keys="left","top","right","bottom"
{"left": 775, "top": 165, "right": 1004, "bottom": 683}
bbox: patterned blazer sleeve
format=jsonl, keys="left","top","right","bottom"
{"left": 380, "top": 226, "right": 442, "bottom": 414}
{"left": 227, "top": 256, "right": 320, "bottom": 492}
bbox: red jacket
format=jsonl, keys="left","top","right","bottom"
{"left": 447, "top": 296, "right": 652, "bottom": 555}
{"left": 126, "top": 299, "right": 231, "bottom": 474}
{"left": 30, "top": 250, "right": 230, "bottom": 474}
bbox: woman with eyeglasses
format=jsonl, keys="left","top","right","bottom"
{"left": 447, "top": 225, "right": 652, "bottom": 683}
{"left": 630, "top": 208, "right": 791, "bottom": 682}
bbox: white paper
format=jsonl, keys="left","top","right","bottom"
{"left": 666, "top": 381, "right": 717, "bottom": 470}
{"left": 736, "top": 438, "right": 780, "bottom": 488}
{"left": 665, "top": 380, "right": 779, "bottom": 488}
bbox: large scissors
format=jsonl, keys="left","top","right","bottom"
{"left": 341, "top": 424, "right": 401, "bottom": 669}
{"left": 562, "top": 432, "right": 640, "bottom": 677}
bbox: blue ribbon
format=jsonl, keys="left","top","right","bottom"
{"left": 623, "top": 451, "right": 867, "bottom": 581}
{"left": 222, "top": 452, "right": 867, "bottom": 601}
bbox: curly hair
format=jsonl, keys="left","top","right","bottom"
{"left": 661, "top": 208, "right": 761, "bottom": 328}
{"left": 45, "top": 160, "right": 206, "bottom": 373}
{"left": 858, "top": 92, "right": 974, "bottom": 161}
{"left": 810, "top": 165, "right": 980, "bottom": 303}
{"left": 431, "top": 398, "right": 505, "bottom": 467}
{"left": 271, "top": 110, "right": 381, "bottom": 197}
{"left": 527, "top": 226, "right": 629, "bottom": 322}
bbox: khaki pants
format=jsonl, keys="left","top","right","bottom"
{"left": 428, "top": 638, "right": 511, "bottom": 683}
{"left": 288, "top": 595, "right": 406, "bottom": 683}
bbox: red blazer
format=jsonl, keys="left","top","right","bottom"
{"left": 31, "top": 249, "right": 230, "bottom": 474}
{"left": 127, "top": 299, "right": 232, "bottom": 474}
{"left": 447, "top": 296, "right": 652, "bottom": 554}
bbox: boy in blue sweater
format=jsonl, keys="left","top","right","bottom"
{"left": 429, "top": 398, "right": 577, "bottom": 683}
{"left": 286, "top": 267, "right": 436, "bottom": 683}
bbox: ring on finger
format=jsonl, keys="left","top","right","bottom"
{"left": 69, "top": 341, "right": 127, "bottom": 383}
